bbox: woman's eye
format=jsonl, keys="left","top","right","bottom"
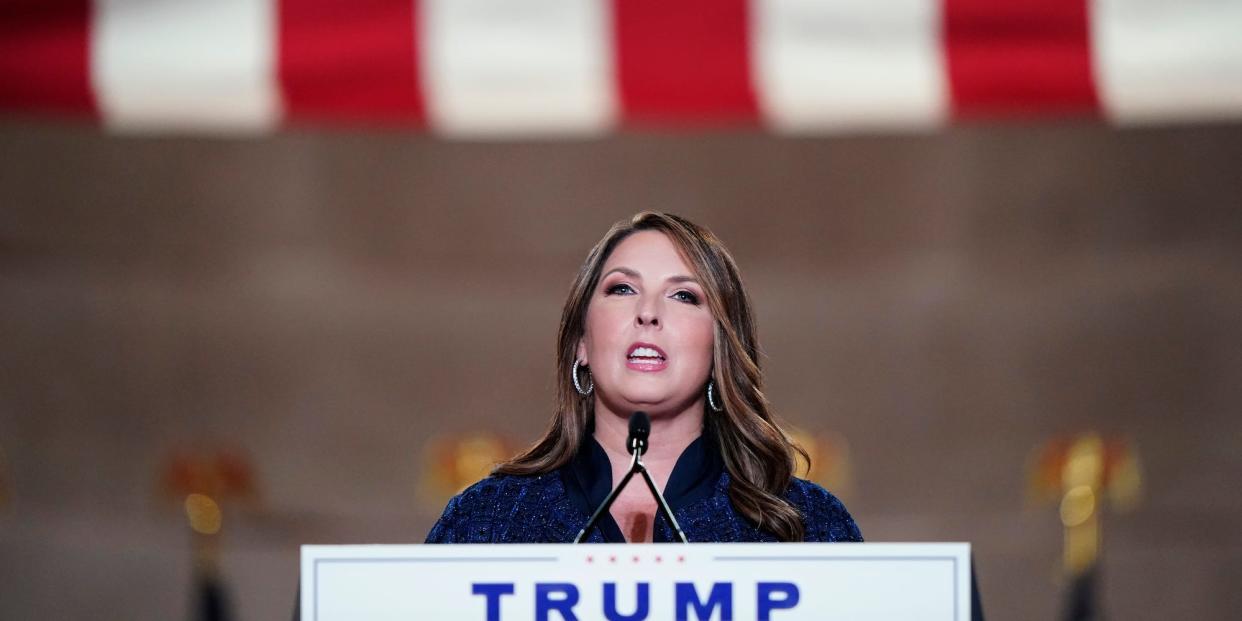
{"left": 672, "top": 290, "right": 700, "bottom": 305}
{"left": 606, "top": 283, "right": 635, "bottom": 295}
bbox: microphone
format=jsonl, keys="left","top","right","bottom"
{"left": 627, "top": 411, "right": 650, "bottom": 455}
{"left": 574, "top": 412, "right": 689, "bottom": 544}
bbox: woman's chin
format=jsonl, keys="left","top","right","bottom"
{"left": 609, "top": 391, "right": 698, "bottom": 416}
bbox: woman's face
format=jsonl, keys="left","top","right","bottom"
{"left": 578, "top": 230, "right": 716, "bottom": 418}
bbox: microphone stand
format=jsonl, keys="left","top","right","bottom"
{"left": 573, "top": 436, "right": 689, "bottom": 544}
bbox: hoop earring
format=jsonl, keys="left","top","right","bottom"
{"left": 706, "top": 380, "right": 724, "bottom": 412}
{"left": 572, "top": 360, "right": 594, "bottom": 396}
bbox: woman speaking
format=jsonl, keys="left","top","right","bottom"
{"left": 426, "top": 212, "right": 860, "bottom": 544}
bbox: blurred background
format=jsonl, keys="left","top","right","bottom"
{"left": 2, "top": 1, "right": 1241, "bottom": 620}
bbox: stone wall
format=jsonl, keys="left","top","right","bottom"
{"left": 2, "top": 121, "right": 1240, "bottom": 619}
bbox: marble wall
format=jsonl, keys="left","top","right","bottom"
{"left": 2, "top": 121, "right": 1240, "bottom": 620}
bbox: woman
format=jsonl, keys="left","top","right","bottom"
{"left": 426, "top": 212, "right": 860, "bottom": 544}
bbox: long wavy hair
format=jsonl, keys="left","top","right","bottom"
{"left": 494, "top": 212, "right": 809, "bottom": 541}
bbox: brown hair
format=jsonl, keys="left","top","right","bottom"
{"left": 494, "top": 212, "right": 808, "bottom": 541}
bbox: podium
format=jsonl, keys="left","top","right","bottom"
{"left": 301, "top": 542, "right": 971, "bottom": 620}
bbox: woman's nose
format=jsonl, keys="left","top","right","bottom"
{"left": 636, "top": 301, "right": 660, "bottom": 327}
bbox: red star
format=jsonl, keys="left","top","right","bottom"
{"left": 609, "top": 555, "right": 617, "bottom": 563}
{"left": 655, "top": 556, "right": 663, "bottom": 563}
{"left": 632, "top": 555, "right": 640, "bottom": 563}
{"left": 677, "top": 555, "right": 686, "bottom": 563}
{"left": 586, "top": 556, "right": 594, "bottom": 563}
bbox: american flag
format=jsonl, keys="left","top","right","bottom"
{"left": 2, "top": 0, "right": 1240, "bottom": 136}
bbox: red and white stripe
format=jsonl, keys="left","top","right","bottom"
{"left": 279, "top": 0, "right": 424, "bottom": 125}
{"left": 1091, "top": 0, "right": 1242, "bottom": 124}
{"left": 2, "top": 0, "right": 1240, "bottom": 135}
{"left": 754, "top": 0, "right": 948, "bottom": 131}
{"left": 91, "top": 0, "right": 280, "bottom": 132}
{"left": 421, "top": 0, "right": 614, "bottom": 135}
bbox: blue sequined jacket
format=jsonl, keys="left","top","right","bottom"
{"left": 425, "top": 434, "right": 862, "bottom": 544}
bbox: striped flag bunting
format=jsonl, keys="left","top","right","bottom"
{"left": 2, "top": 0, "right": 1240, "bottom": 136}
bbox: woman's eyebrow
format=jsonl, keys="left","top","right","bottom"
{"left": 603, "top": 267, "right": 698, "bottom": 285}
{"left": 602, "top": 267, "right": 641, "bottom": 279}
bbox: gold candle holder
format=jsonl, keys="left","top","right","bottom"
{"left": 158, "top": 447, "right": 259, "bottom": 569}
{"left": 1028, "top": 433, "right": 1142, "bottom": 575}
{"left": 420, "top": 432, "right": 516, "bottom": 507}
{"left": 786, "top": 427, "right": 853, "bottom": 501}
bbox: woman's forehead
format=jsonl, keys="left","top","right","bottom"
{"left": 602, "top": 231, "right": 694, "bottom": 277}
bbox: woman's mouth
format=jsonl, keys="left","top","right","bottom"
{"left": 626, "top": 343, "right": 668, "bottom": 372}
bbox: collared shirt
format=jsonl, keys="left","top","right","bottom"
{"left": 561, "top": 432, "right": 723, "bottom": 543}
{"left": 426, "top": 432, "right": 862, "bottom": 545}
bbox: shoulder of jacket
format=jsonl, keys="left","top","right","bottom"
{"left": 786, "top": 477, "right": 840, "bottom": 506}
{"left": 451, "top": 472, "right": 559, "bottom": 511}
{"left": 426, "top": 472, "right": 564, "bottom": 543}
{"left": 786, "top": 477, "right": 863, "bottom": 542}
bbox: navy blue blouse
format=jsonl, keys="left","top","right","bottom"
{"left": 425, "top": 432, "right": 862, "bottom": 544}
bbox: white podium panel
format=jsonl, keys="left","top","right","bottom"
{"left": 301, "top": 542, "right": 970, "bottom": 621}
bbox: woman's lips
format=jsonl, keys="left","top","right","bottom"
{"left": 625, "top": 357, "right": 669, "bottom": 372}
{"left": 626, "top": 343, "right": 668, "bottom": 372}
